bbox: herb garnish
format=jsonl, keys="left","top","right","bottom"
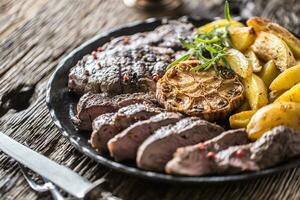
{"left": 166, "top": 0, "right": 234, "bottom": 75}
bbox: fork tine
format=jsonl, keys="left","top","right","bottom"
{"left": 18, "top": 163, "right": 49, "bottom": 193}
{"left": 19, "top": 163, "right": 66, "bottom": 200}
{"left": 42, "top": 177, "right": 65, "bottom": 200}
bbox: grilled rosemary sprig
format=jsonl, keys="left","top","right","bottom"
{"left": 166, "top": 0, "right": 233, "bottom": 75}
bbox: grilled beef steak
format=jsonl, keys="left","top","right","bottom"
{"left": 108, "top": 112, "right": 183, "bottom": 161}
{"left": 214, "top": 126, "right": 300, "bottom": 174}
{"left": 166, "top": 126, "right": 300, "bottom": 176}
{"left": 91, "top": 104, "right": 161, "bottom": 151}
{"left": 136, "top": 117, "right": 224, "bottom": 171}
{"left": 165, "top": 129, "right": 249, "bottom": 176}
{"left": 68, "top": 19, "right": 194, "bottom": 95}
{"left": 74, "top": 92, "right": 157, "bottom": 130}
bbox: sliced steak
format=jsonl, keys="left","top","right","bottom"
{"left": 136, "top": 118, "right": 224, "bottom": 171}
{"left": 90, "top": 104, "right": 161, "bottom": 151}
{"left": 74, "top": 92, "right": 157, "bottom": 130}
{"left": 108, "top": 112, "right": 183, "bottom": 161}
{"left": 168, "top": 126, "right": 300, "bottom": 176}
{"left": 68, "top": 19, "right": 194, "bottom": 95}
{"left": 214, "top": 126, "right": 300, "bottom": 174}
{"left": 165, "top": 129, "right": 249, "bottom": 176}
{"left": 90, "top": 113, "right": 115, "bottom": 151}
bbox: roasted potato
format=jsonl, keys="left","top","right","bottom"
{"left": 230, "top": 110, "right": 256, "bottom": 128}
{"left": 247, "top": 17, "right": 300, "bottom": 59}
{"left": 269, "top": 64, "right": 300, "bottom": 91}
{"left": 225, "top": 48, "right": 252, "bottom": 78}
{"left": 251, "top": 32, "right": 296, "bottom": 72}
{"left": 269, "top": 90, "right": 286, "bottom": 103}
{"left": 244, "top": 50, "right": 262, "bottom": 72}
{"left": 258, "top": 60, "right": 280, "bottom": 87}
{"left": 275, "top": 83, "right": 300, "bottom": 103}
{"left": 247, "top": 102, "right": 300, "bottom": 140}
{"left": 198, "top": 19, "right": 244, "bottom": 33}
{"left": 229, "top": 27, "right": 256, "bottom": 52}
{"left": 243, "top": 73, "right": 268, "bottom": 110}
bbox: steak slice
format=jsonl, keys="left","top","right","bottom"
{"left": 214, "top": 126, "right": 300, "bottom": 174}
{"left": 108, "top": 112, "right": 183, "bottom": 161}
{"left": 68, "top": 20, "right": 195, "bottom": 95}
{"left": 168, "top": 126, "right": 300, "bottom": 176}
{"left": 74, "top": 92, "right": 157, "bottom": 130}
{"left": 165, "top": 129, "right": 249, "bottom": 176}
{"left": 90, "top": 104, "right": 161, "bottom": 151}
{"left": 136, "top": 118, "right": 224, "bottom": 171}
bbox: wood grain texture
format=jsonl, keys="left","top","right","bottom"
{"left": 0, "top": 0, "right": 299, "bottom": 199}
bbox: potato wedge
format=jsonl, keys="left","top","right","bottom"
{"left": 258, "top": 60, "right": 280, "bottom": 87}
{"left": 269, "top": 90, "right": 286, "bottom": 103}
{"left": 275, "top": 83, "right": 300, "bottom": 103}
{"left": 244, "top": 50, "right": 262, "bottom": 72}
{"left": 269, "top": 64, "right": 300, "bottom": 90}
{"left": 230, "top": 110, "right": 256, "bottom": 128}
{"left": 247, "top": 102, "right": 300, "bottom": 140}
{"left": 225, "top": 49, "right": 252, "bottom": 78}
{"left": 243, "top": 73, "right": 268, "bottom": 110}
{"left": 229, "top": 27, "right": 256, "bottom": 52}
{"left": 247, "top": 17, "right": 300, "bottom": 59}
{"left": 198, "top": 19, "right": 244, "bottom": 33}
{"left": 251, "top": 32, "right": 296, "bottom": 72}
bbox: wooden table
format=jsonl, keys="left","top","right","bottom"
{"left": 0, "top": 0, "right": 299, "bottom": 199}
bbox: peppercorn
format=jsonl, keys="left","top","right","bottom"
{"left": 123, "top": 74, "right": 129, "bottom": 81}
{"left": 206, "top": 151, "right": 215, "bottom": 160}
{"left": 198, "top": 143, "right": 205, "bottom": 150}
{"left": 235, "top": 149, "right": 245, "bottom": 158}
{"left": 123, "top": 36, "right": 130, "bottom": 44}
{"left": 91, "top": 51, "right": 97, "bottom": 59}
{"left": 152, "top": 74, "right": 160, "bottom": 82}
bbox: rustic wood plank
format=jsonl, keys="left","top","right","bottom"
{"left": 0, "top": 0, "right": 299, "bottom": 199}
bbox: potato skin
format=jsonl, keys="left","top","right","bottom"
{"left": 275, "top": 83, "right": 300, "bottom": 103}
{"left": 243, "top": 73, "right": 268, "bottom": 110}
{"left": 244, "top": 50, "right": 262, "bottom": 72}
{"left": 247, "top": 17, "right": 300, "bottom": 59}
{"left": 247, "top": 102, "right": 300, "bottom": 140}
{"left": 251, "top": 32, "right": 296, "bottom": 72}
{"left": 198, "top": 19, "right": 244, "bottom": 33}
{"left": 269, "top": 90, "right": 286, "bottom": 103}
{"left": 226, "top": 49, "right": 252, "bottom": 78}
{"left": 229, "top": 27, "right": 256, "bottom": 52}
{"left": 230, "top": 110, "right": 256, "bottom": 128}
{"left": 270, "top": 64, "right": 300, "bottom": 91}
{"left": 258, "top": 60, "right": 280, "bottom": 88}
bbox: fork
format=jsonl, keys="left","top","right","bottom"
{"left": 18, "top": 163, "right": 65, "bottom": 200}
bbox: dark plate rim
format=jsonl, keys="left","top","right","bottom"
{"left": 46, "top": 16, "right": 300, "bottom": 184}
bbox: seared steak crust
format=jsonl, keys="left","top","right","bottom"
{"left": 90, "top": 104, "right": 161, "bottom": 151}
{"left": 74, "top": 92, "right": 157, "bottom": 130}
{"left": 68, "top": 20, "right": 194, "bottom": 95}
{"left": 136, "top": 117, "right": 224, "bottom": 171}
{"left": 166, "top": 126, "right": 300, "bottom": 176}
{"left": 165, "top": 129, "right": 249, "bottom": 176}
{"left": 108, "top": 112, "right": 183, "bottom": 161}
{"left": 215, "top": 126, "right": 300, "bottom": 174}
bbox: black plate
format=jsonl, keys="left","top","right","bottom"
{"left": 46, "top": 17, "right": 300, "bottom": 184}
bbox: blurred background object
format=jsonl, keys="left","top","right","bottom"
{"left": 241, "top": 0, "right": 300, "bottom": 35}
{"left": 123, "top": 0, "right": 300, "bottom": 35}
{"left": 123, "top": 0, "right": 182, "bottom": 10}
